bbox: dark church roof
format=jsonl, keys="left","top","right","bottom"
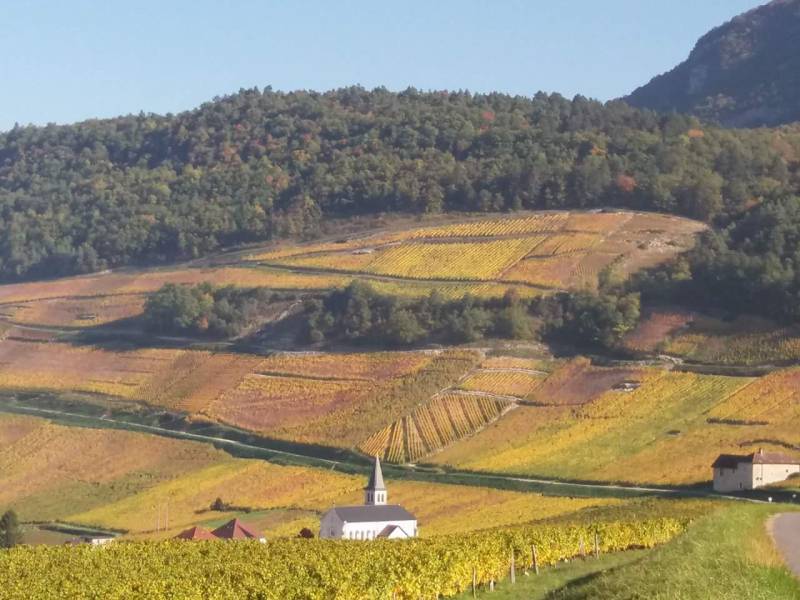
{"left": 331, "top": 504, "right": 416, "bottom": 523}
{"left": 365, "top": 455, "right": 386, "bottom": 491}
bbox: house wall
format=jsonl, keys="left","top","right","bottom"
{"left": 751, "top": 463, "right": 800, "bottom": 488}
{"left": 341, "top": 519, "right": 417, "bottom": 540}
{"left": 713, "top": 463, "right": 753, "bottom": 492}
{"left": 713, "top": 463, "right": 800, "bottom": 492}
{"left": 319, "top": 511, "right": 344, "bottom": 539}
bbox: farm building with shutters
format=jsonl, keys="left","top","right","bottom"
{"left": 712, "top": 449, "right": 800, "bottom": 492}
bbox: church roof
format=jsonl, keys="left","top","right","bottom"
{"left": 331, "top": 504, "right": 416, "bottom": 523}
{"left": 365, "top": 455, "right": 386, "bottom": 491}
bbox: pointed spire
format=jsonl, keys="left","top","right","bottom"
{"left": 366, "top": 455, "right": 386, "bottom": 491}
{"left": 364, "top": 455, "right": 387, "bottom": 505}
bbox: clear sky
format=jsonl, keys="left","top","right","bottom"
{"left": 1, "top": 0, "right": 762, "bottom": 132}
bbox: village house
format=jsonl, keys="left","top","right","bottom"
{"left": 65, "top": 534, "right": 115, "bottom": 546}
{"left": 173, "top": 519, "right": 265, "bottom": 542}
{"left": 712, "top": 449, "right": 800, "bottom": 492}
{"left": 319, "top": 456, "right": 418, "bottom": 540}
{"left": 174, "top": 526, "right": 217, "bottom": 541}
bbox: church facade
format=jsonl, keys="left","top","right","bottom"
{"left": 319, "top": 456, "right": 418, "bottom": 540}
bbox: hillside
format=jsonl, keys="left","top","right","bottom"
{"left": 627, "top": 0, "right": 800, "bottom": 127}
{"left": 0, "top": 211, "right": 797, "bottom": 487}
{"left": 1, "top": 87, "right": 799, "bottom": 282}
{"left": 0, "top": 413, "right": 619, "bottom": 540}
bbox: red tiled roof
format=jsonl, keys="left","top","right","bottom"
{"left": 174, "top": 526, "right": 217, "bottom": 541}
{"left": 211, "top": 519, "right": 262, "bottom": 540}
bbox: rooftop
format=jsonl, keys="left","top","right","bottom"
{"left": 174, "top": 526, "right": 217, "bottom": 541}
{"left": 712, "top": 450, "right": 800, "bottom": 468}
{"left": 211, "top": 518, "right": 263, "bottom": 540}
{"left": 365, "top": 455, "right": 386, "bottom": 491}
{"left": 331, "top": 504, "right": 416, "bottom": 523}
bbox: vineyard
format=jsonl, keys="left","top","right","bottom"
{"left": 431, "top": 366, "right": 790, "bottom": 485}
{"left": 0, "top": 338, "right": 480, "bottom": 447}
{"left": 621, "top": 309, "right": 695, "bottom": 353}
{"left": 0, "top": 517, "right": 687, "bottom": 599}
{"left": 706, "top": 368, "right": 800, "bottom": 424}
{"left": 359, "top": 392, "right": 515, "bottom": 463}
{"left": 0, "top": 413, "right": 228, "bottom": 522}
{"left": 0, "top": 210, "right": 704, "bottom": 333}
{"left": 1, "top": 414, "right": 629, "bottom": 542}
{"left": 258, "top": 210, "right": 703, "bottom": 293}
{"left": 664, "top": 317, "right": 800, "bottom": 365}
{"left": 457, "top": 369, "right": 545, "bottom": 398}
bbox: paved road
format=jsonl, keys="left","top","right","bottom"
{"left": 772, "top": 513, "right": 800, "bottom": 578}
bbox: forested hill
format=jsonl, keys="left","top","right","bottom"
{"left": 626, "top": 0, "right": 800, "bottom": 127}
{"left": 1, "top": 87, "right": 799, "bottom": 281}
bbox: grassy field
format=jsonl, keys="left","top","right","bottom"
{"left": 452, "top": 550, "right": 650, "bottom": 599}
{"left": 548, "top": 504, "right": 800, "bottom": 599}
{"left": 452, "top": 504, "right": 800, "bottom": 599}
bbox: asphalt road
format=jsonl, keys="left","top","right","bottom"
{"left": 772, "top": 513, "right": 800, "bottom": 578}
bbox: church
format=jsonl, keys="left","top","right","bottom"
{"left": 319, "top": 456, "right": 418, "bottom": 540}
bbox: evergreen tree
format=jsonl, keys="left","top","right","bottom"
{"left": 0, "top": 509, "right": 22, "bottom": 548}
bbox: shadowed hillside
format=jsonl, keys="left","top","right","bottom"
{"left": 627, "top": 0, "right": 800, "bottom": 127}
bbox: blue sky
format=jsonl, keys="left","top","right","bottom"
{"left": 1, "top": 0, "right": 761, "bottom": 131}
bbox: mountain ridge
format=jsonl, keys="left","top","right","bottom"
{"left": 626, "top": 0, "right": 800, "bottom": 127}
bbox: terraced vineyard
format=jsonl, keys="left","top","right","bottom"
{"left": 457, "top": 369, "right": 545, "bottom": 398}
{"left": 0, "top": 335, "right": 480, "bottom": 447}
{"left": 0, "top": 211, "right": 703, "bottom": 331}
{"left": 360, "top": 392, "right": 514, "bottom": 463}
{"left": 431, "top": 366, "right": 795, "bottom": 485}
{"left": 258, "top": 210, "right": 704, "bottom": 293}
{"left": 0, "top": 413, "right": 623, "bottom": 541}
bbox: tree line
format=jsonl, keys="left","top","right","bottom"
{"left": 0, "top": 510, "right": 21, "bottom": 549}
{"left": 633, "top": 194, "right": 800, "bottom": 324}
{"left": 1, "top": 86, "right": 798, "bottom": 281}
{"left": 143, "top": 283, "right": 294, "bottom": 337}
{"left": 301, "top": 280, "right": 640, "bottom": 350}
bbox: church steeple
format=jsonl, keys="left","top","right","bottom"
{"left": 364, "top": 455, "right": 387, "bottom": 505}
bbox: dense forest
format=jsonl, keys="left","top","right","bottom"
{"left": 2, "top": 86, "right": 799, "bottom": 281}
{"left": 302, "top": 281, "right": 639, "bottom": 349}
{"left": 635, "top": 194, "right": 800, "bottom": 323}
{"left": 143, "top": 283, "right": 292, "bottom": 337}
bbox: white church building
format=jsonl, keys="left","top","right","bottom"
{"left": 319, "top": 456, "right": 418, "bottom": 540}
